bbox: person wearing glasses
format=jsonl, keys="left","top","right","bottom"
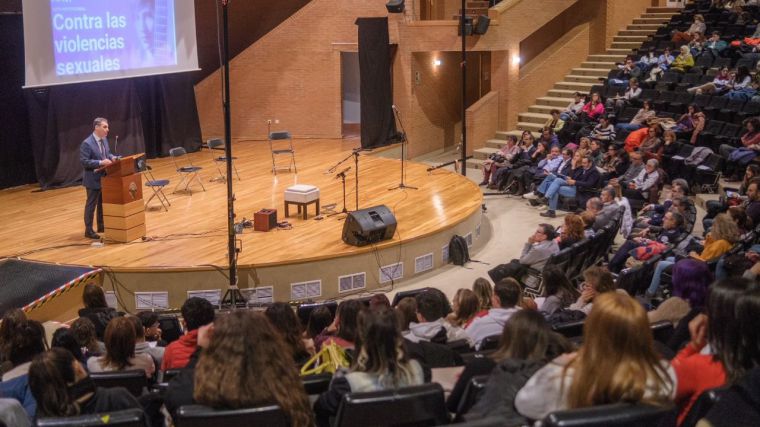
{"left": 488, "top": 224, "right": 559, "bottom": 284}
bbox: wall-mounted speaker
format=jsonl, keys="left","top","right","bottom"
{"left": 457, "top": 16, "right": 473, "bottom": 36}
{"left": 474, "top": 15, "right": 490, "bottom": 35}
{"left": 342, "top": 205, "right": 397, "bottom": 246}
{"left": 386, "top": 0, "right": 405, "bottom": 13}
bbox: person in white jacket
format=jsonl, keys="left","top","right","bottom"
{"left": 466, "top": 278, "right": 522, "bottom": 350}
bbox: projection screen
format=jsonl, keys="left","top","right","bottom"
{"left": 22, "top": 0, "right": 199, "bottom": 88}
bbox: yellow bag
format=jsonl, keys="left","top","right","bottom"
{"left": 300, "top": 342, "right": 350, "bottom": 376}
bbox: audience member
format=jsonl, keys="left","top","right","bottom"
{"left": 544, "top": 109, "right": 565, "bottom": 134}
{"left": 488, "top": 223, "right": 559, "bottom": 283}
{"left": 466, "top": 278, "right": 523, "bottom": 350}
{"left": 305, "top": 306, "right": 334, "bottom": 340}
{"left": 161, "top": 297, "right": 215, "bottom": 370}
{"left": 472, "top": 277, "right": 493, "bottom": 314}
{"left": 69, "top": 317, "right": 104, "bottom": 359}
{"left": 560, "top": 92, "right": 586, "bottom": 121}
{"left": 557, "top": 214, "right": 585, "bottom": 249}
{"left": 315, "top": 299, "right": 364, "bottom": 350}
{"left": 395, "top": 297, "right": 417, "bottom": 333}
{"left": 608, "top": 211, "right": 684, "bottom": 273}
{"left": 77, "top": 284, "right": 119, "bottom": 341}
{"left": 136, "top": 311, "right": 165, "bottom": 347}
{"left": 0, "top": 309, "right": 28, "bottom": 374}
{"left": 451, "top": 311, "right": 571, "bottom": 423}
{"left": 265, "top": 302, "right": 313, "bottom": 364}
{"left": 125, "top": 316, "right": 163, "bottom": 369}
{"left": 672, "top": 14, "right": 706, "bottom": 43}
{"left": 615, "top": 100, "right": 655, "bottom": 132}
{"left": 314, "top": 308, "right": 424, "bottom": 426}
{"left": 539, "top": 266, "right": 579, "bottom": 316}
{"left": 568, "top": 266, "right": 621, "bottom": 314}
{"left": 648, "top": 259, "right": 711, "bottom": 326}
{"left": 404, "top": 290, "right": 468, "bottom": 344}
{"left": 515, "top": 292, "right": 675, "bottom": 420}
{"left": 446, "top": 289, "right": 481, "bottom": 328}
{"left": 165, "top": 311, "right": 313, "bottom": 426}
{"left": 87, "top": 317, "right": 155, "bottom": 378}
{"left": 480, "top": 135, "right": 520, "bottom": 186}
{"left": 0, "top": 319, "right": 46, "bottom": 417}
{"left": 610, "top": 150, "right": 645, "bottom": 189}
{"left": 29, "top": 348, "right": 141, "bottom": 419}
{"left": 539, "top": 156, "right": 601, "bottom": 218}
{"left": 579, "top": 92, "right": 605, "bottom": 122}
{"left": 369, "top": 294, "right": 391, "bottom": 311}
{"left": 51, "top": 328, "right": 86, "bottom": 367}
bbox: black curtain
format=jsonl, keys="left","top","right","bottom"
{"left": 0, "top": 15, "right": 35, "bottom": 189}
{"left": 356, "top": 17, "right": 397, "bottom": 149}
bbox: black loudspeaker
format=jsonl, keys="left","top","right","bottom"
{"left": 474, "top": 15, "right": 490, "bottom": 35}
{"left": 342, "top": 205, "right": 397, "bottom": 246}
{"left": 386, "top": 0, "right": 405, "bottom": 13}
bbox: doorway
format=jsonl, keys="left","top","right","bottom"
{"left": 341, "top": 51, "right": 361, "bottom": 138}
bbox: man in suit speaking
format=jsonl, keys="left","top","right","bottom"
{"left": 80, "top": 117, "right": 116, "bottom": 239}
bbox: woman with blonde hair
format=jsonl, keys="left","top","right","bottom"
{"left": 166, "top": 311, "right": 314, "bottom": 426}
{"left": 515, "top": 292, "right": 675, "bottom": 420}
{"left": 472, "top": 277, "right": 493, "bottom": 314}
{"left": 446, "top": 289, "right": 481, "bottom": 328}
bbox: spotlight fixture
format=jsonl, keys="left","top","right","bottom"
{"left": 386, "top": 0, "right": 405, "bottom": 13}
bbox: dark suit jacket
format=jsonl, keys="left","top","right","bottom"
{"left": 80, "top": 134, "right": 114, "bottom": 189}
{"left": 573, "top": 166, "right": 601, "bottom": 193}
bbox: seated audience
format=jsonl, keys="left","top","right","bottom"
{"left": 589, "top": 116, "right": 616, "bottom": 144}
{"left": 568, "top": 266, "right": 621, "bottom": 314}
{"left": 599, "top": 145, "right": 629, "bottom": 181}
{"left": 673, "top": 104, "right": 706, "bottom": 145}
{"left": 125, "top": 316, "right": 163, "bottom": 368}
{"left": 0, "top": 309, "right": 28, "bottom": 375}
{"left": 725, "top": 66, "right": 756, "bottom": 101}
{"left": 646, "top": 47, "right": 675, "bottom": 83}
{"left": 446, "top": 289, "right": 481, "bottom": 329}
{"left": 719, "top": 118, "right": 760, "bottom": 180}
{"left": 165, "top": 310, "right": 313, "bottom": 426}
{"left": 488, "top": 224, "right": 559, "bottom": 283}
{"left": 136, "top": 311, "right": 166, "bottom": 347}
{"left": 305, "top": 305, "right": 334, "bottom": 341}
{"left": 77, "top": 284, "right": 119, "bottom": 341}
{"left": 579, "top": 92, "right": 605, "bottom": 122}
{"left": 559, "top": 92, "right": 586, "bottom": 121}
{"left": 616, "top": 100, "right": 656, "bottom": 133}
{"left": 0, "top": 319, "right": 46, "bottom": 417}
{"left": 314, "top": 309, "right": 424, "bottom": 426}
{"left": 51, "top": 328, "right": 87, "bottom": 367}
{"left": 688, "top": 66, "right": 732, "bottom": 95}
{"left": 539, "top": 266, "right": 579, "bottom": 316}
{"left": 452, "top": 311, "right": 572, "bottom": 423}
{"left": 606, "top": 77, "right": 642, "bottom": 116}
{"left": 557, "top": 214, "right": 585, "bottom": 249}
{"left": 538, "top": 156, "right": 601, "bottom": 218}
{"left": 544, "top": 109, "right": 565, "bottom": 134}
{"left": 87, "top": 317, "right": 155, "bottom": 378}
{"left": 480, "top": 135, "right": 520, "bottom": 186}
{"left": 608, "top": 211, "right": 684, "bottom": 274}
{"left": 648, "top": 259, "right": 711, "bottom": 326}
{"left": 404, "top": 290, "right": 468, "bottom": 344}
{"left": 161, "top": 297, "right": 215, "bottom": 370}
{"left": 466, "top": 278, "right": 523, "bottom": 350}
{"left": 638, "top": 123, "right": 665, "bottom": 161}
{"left": 69, "top": 317, "right": 104, "bottom": 359}
{"left": 515, "top": 292, "right": 675, "bottom": 420}
{"left": 524, "top": 149, "right": 579, "bottom": 202}
{"left": 610, "top": 151, "right": 644, "bottom": 189}
{"left": 265, "top": 302, "right": 314, "bottom": 365}
{"left": 395, "top": 297, "right": 417, "bottom": 333}
{"left": 472, "top": 277, "right": 493, "bottom": 316}
{"left": 622, "top": 158, "right": 661, "bottom": 203}
{"left": 670, "top": 45, "right": 695, "bottom": 73}
{"left": 315, "top": 299, "right": 364, "bottom": 351}
{"left": 672, "top": 14, "right": 706, "bottom": 43}
{"left": 28, "top": 348, "right": 141, "bottom": 420}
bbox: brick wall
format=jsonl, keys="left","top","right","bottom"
{"left": 466, "top": 91, "right": 500, "bottom": 155}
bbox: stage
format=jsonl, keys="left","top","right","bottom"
{"left": 0, "top": 138, "right": 484, "bottom": 314}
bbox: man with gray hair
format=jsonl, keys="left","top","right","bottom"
{"left": 80, "top": 117, "right": 116, "bottom": 239}
{"left": 593, "top": 186, "right": 620, "bottom": 230}
{"left": 623, "top": 158, "right": 660, "bottom": 203}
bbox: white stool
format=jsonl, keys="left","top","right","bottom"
{"left": 284, "top": 184, "right": 320, "bottom": 219}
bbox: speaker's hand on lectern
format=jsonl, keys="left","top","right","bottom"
{"left": 100, "top": 159, "right": 113, "bottom": 166}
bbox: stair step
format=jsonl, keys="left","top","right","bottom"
{"left": 554, "top": 81, "right": 596, "bottom": 91}
{"left": 528, "top": 104, "right": 560, "bottom": 114}
{"left": 457, "top": 8, "right": 489, "bottom": 15}
{"left": 586, "top": 55, "right": 626, "bottom": 63}
{"left": 567, "top": 73, "right": 608, "bottom": 82}
{"left": 613, "top": 35, "right": 649, "bottom": 42}
{"left": 607, "top": 48, "right": 635, "bottom": 55}
{"left": 518, "top": 112, "right": 551, "bottom": 124}
{"left": 632, "top": 17, "right": 669, "bottom": 24}
{"left": 628, "top": 23, "right": 664, "bottom": 30}
{"left": 571, "top": 67, "right": 614, "bottom": 77}
{"left": 548, "top": 88, "right": 583, "bottom": 98}
{"left": 536, "top": 96, "right": 574, "bottom": 107}
{"left": 646, "top": 7, "right": 680, "bottom": 13}
{"left": 619, "top": 29, "right": 655, "bottom": 36}
{"left": 611, "top": 41, "right": 643, "bottom": 49}
{"left": 641, "top": 12, "right": 676, "bottom": 19}
{"left": 473, "top": 147, "right": 500, "bottom": 160}
{"left": 516, "top": 122, "right": 545, "bottom": 132}
{"left": 466, "top": 158, "right": 485, "bottom": 170}
{"left": 467, "top": 0, "right": 490, "bottom": 7}
{"left": 486, "top": 138, "right": 508, "bottom": 149}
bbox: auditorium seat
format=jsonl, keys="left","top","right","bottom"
{"left": 334, "top": 383, "right": 449, "bottom": 427}
{"left": 174, "top": 404, "right": 288, "bottom": 427}
{"left": 680, "top": 388, "right": 728, "bottom": 427}
{"left": 453, "top": 375, "right": 490, "bottom": 422}
{"left": 90, "top": 370, "right": 149, "bottom": 397}
{"left": 36, "top": 408, "right": 146, "bottom": 427}
{"left": 302, "top": 372, "right": 333, "bottom": 396}
{"left": 542, "top": 402, "right": 676, "bottom": 427}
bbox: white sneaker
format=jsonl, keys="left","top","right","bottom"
{"left": 523, "top": 192, "right": 538, "bottom": 200}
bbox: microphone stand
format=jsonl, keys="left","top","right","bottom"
{"left": 328, "top": 167, "right": 351, "bottom": 217}
{"left": 388, "top": 106, "right": 417, "bottom": 191}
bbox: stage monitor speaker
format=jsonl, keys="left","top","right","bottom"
{"left": 474, "top": 15, "right": 490, "bottom": 35}
{"left": 386, "top": 0, "right": 405, "bottom": 13}
{"left": 342, "top": 205, "right": 397, "bottom": 246}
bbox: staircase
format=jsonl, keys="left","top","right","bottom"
{"left": 452, "top": 0, "right": 491, "bottom": 20}
{"left": 467, "top": 7, "right": 679, "bottom": 168}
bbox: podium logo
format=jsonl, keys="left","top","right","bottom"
{"left": 128, "top": 182, "right": 138, "bottom": 200}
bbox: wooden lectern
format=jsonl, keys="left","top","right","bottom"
{"left": 101, "top": 154, "right": 146, "bottom": 242}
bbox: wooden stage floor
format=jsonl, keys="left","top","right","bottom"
{"left": 0, "top": 139, "right": 482, "bottom": 273}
